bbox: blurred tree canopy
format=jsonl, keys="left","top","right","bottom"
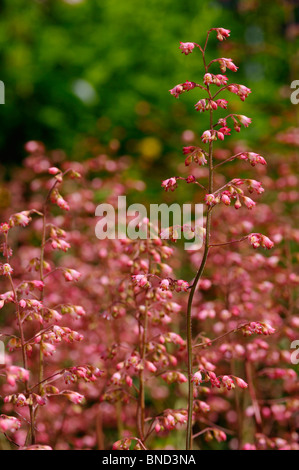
{"left": 0, "top": 0, "right": 298, "bottom": 164}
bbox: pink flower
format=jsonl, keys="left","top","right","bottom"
{"left": 210, "top": 28, "right": 231, "bottom": 41}
{"left": 247, "top": 179, "right": 264, "bottom": 195}
{"left": 15, "top": 393, "right": 27, "bottom": 407}
{"left": 179, "top": 42, "right": 195, "bottom": 55}
{"left": 132, "top": 274, "right": 151, "bottom": 288}
{"left": 9, "top": 211, "right": 31, "bottom": 228}
{"left": 249, "top": 233, "right": 274, "bottom": 250}
{"left": 235, "top": 377, "right": 248, "bottom": 389}
{"left": 213, "top": 27, "right": 231, "bottom": 41}
{"left": 206, "top": 100, "right": 218, "bottom": 110}
{"left": 63, "top": 391, "right": 85, "bottom": 404}
{"left": 262, "top": 236, "right": 275, "bottom": 249}
{"left": 217, "top": 126, "right": 231, "bottom": 140}
{"left": 145, "top": 361, "right": 157, "bottom": 373}
{"left": 161, "top": 371, "right": 187, "bottom": 384}
{"left": 111, "top": 372, "right": 122, "bottom": 385}
{"left": 0, "top": 223, "right": 10, "bottom": 234}
{"left": 222, "top": 375, "right": 235, "bottom": 390}
{"left": 203, "top": 73, "right": 213, "bottom": 85}
{"left": 1, "top": 263, "right": 13, "bottom": 276}
{"left": 169, "top": 84, "right": 184, "bottom": 98}
{"left": 56, "top": 196, "right": 70, "bottom": 211}
{"left": 221, "top": 193, "right": 231, "bottom": 206}
{"left": 41, "top": 343, "right": 56, "bottom": 357}
{"left": 215, "top": 99, "right": 228, "bottom": 109}
{"left": 201, "top": 130, "right": 216, "bottom": 143}
{"left": 217, "top": 58, "right": 238, "bottom": 73}
{"left": 205, "top": 194, "right": 216, "bottom": 206}
{"left": 186, "top": 175, "right": 196, "bottom": 184}
{"left": 5, "top": 366, "right": 30, "bottom": 386}
{"left": 0, "top": 415, "right": 21, "bottom": 433}
{"left": 204, "top": 73, "right": 228, "bottom": 86}
{"left": 31, "top": 280, "right": 45, "bottom": 291}
{"left": 48, "top": 167, "right": 61, "bottom": 175}
{"left": 237, "top": 115, "right": 252, "bottom": 127}
{"left": 50, "top": 189, "right": 70, "bottom": 211}
{"left": 64, "top": 269, "right": 82, "bottom": 282}
{"left": 228, "top": 84, "right": 251, "bottom": 101}
{"left": 161, "top": 177, "right": 178, "bottom": 192}
{"left": 182, "top": 80, "right": 196, "bottom": 91}
{"left": 175, "top": 280, "right": 189, "bottom": 292}
{"left": 183, "top": 147, "right": 207, "bottom": 166}
{"left": 191, "top": 371, "right": 203, "bottom": 386}
{"left": 160, "top": 279, "right": 170, "bottom": 291}
{"left": 194, "top": 99, "right": 206, "bottom": 112}
{"left": 243, "top": 196, "right": 256, "bottom": 210}
{"left": 51, "top": 239, "right": 71, "bottom": 252}
{"left": 239, "top": 152, "right": 267, "bottom": 166}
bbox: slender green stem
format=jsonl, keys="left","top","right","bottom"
{"left": 5, "top": 233, "right": 36, "bottom": 445}
{"left": 38, "top": 213, "right": 46, "bottom": 395}
{"left": 139, "top": 301, "right": 148, "bottom": 441}
{"left": 186, "top": 47, "right": 214, "bottom": 448}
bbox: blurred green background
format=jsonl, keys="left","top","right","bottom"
{"left": 0, "top": 0, "right": 298, "bottom": 165}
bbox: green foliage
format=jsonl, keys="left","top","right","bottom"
{"left": 0, "top": 0, "right": 298, "bottom": 165}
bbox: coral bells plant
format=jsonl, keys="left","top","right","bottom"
{"left": 0, "top": 152, "right": 103, "bottom": 449}
{"left": 0, "top": 31, "right": 298, "bottom": 452}
{"left": 166, "top": 28, "right": 275, "bottom": 450}
{"left": 101, "top": 220, "right": 190, "bottom": 450}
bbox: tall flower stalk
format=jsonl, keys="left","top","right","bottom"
{"left": 166, "top": 28, "right": 274, "bottom": 450}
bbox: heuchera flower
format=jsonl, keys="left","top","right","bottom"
{"left": 0, "top": 415, "right": 21, "bottom": 433}
{"left": 227, "top": 84, "right": 251, "bottom": 101}
{"left": 249, "top": 233, "right": 274, "bottom": 249}
{"left": 63, "top": 391, "right": 85, "bottom": 404}
{"left": 216, "top": 58, "right": 238, "bottom": 73}
{"left": 50, "top": 189, "right": 70, "bottom": 211}
{"left": 63, "top": 269, "right": 82, "bottom": 282}
{"left": 9, "top": 211, "right": 32, "bottom": 228}
{"left": 161, "top": 177, "right": 178, "bottom": 192}
{"left": 179, "top": 42, "right": 195, "bottom": 55}
{"left": 48, "top": 167, "right": 61, "bottom": 175}
{"left": 0, "top": 223, "right": 10, "bottom": 234}
{"left": 169, "top": 84, "right": 184, "bottom": 98}
{"left": 0, "top": 263, "right": 13, "bottom": 276}
{"left": 195, "top": 99, "right": 206, "bottom": 112}
{"left": 161, "top": 371, "right": 187, "bottom": 384}
{"left": 191, "top": 371, "right": 203, "bottom": 386}
{"left": 183, "top": 146, "right": 207, "bottom": 166}
{"left": 239, "top": 152, "right": 267, "bottom": 166}
{"left": 203, "top": 73, "right": 228, "bottom": 86}
{"left": 213, "top": 28, "right": 231, "bottom": 41}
